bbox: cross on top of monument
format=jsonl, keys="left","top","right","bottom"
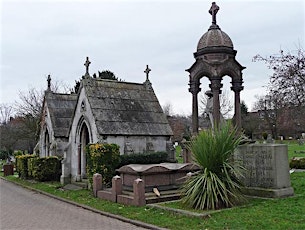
{"left": 47, "top": 74, "right": 51, "bottom": 90}
{"left": 209, "top": 2, "right": 219, "bottom": 25}
{"left": 144, "top": 65, "right": 151, "bottom": 81}
{"left": 84, "top": 57, "right": 91, "bottom": 76}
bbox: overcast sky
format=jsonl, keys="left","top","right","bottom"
{"left": 1, "top": 0, "right": 304, "bottom": 115}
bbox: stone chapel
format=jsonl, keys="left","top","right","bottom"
{"left": 38, "top": 60, "right": 173, "bottom": 184}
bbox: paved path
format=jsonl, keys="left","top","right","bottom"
{"left": 0, "top": 179, "right": 149, "bottom": 230}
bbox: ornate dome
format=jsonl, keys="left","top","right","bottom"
{"left": 197, "top": 25, "right": 234, "bottom": 51}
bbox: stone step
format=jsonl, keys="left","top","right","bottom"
{"left": 145, "top": 189, "right": 180, "bottom": 197}
{"left": 146, "top": 193, "right": 181, "bottom": 204}
{"left": 71, "top": 179, "right": 88, "bottom": 189}
{"left": 145, "top": 189, "right": 181, "bottom": 204}
{"left": 121, "top": 189, "right": 181, "bottom": 204}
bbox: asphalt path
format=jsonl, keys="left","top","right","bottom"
{"left": 0, "top": 179, "right": 150, "bottom": 230}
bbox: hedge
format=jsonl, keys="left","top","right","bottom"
{"left": 118, "top": 151, "right": 168, "bottom": 167}
{"left": 16, "top": 154, "right": 37, "bottom": 179}
{"left": 16, "top": 155, "right": 61, "bottom": 181}
{"left": 86, "top": 143, "right": 120, "bottom": 186}
{"left": 28, "top": 156, "right": 61, "bottom": 181}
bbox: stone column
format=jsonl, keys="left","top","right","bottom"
{"left": 189, "top": 79, "right": 201, "bottom": 134}
{"left": 231, "top": 81, "right": 244, "bottom": 130}
{"left": 133, "top": 178, "right": 146, "bottom": 206}
{"left": 209, "top": 76, "right": 222, "bottom": 128}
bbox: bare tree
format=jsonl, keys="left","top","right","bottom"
{"left": 162, "top": 102, "right": 174, "bottom": 117}
{"left": 253, "top": 47, "right": 305, "bottom": 137}
{"left": 15, "top": 87, "right": 44, "bottom": 119}
{"left": 253, "top": 93, "right": 284, "bottom": 139}
{"left": 253, "top": 48, "right": 304, "bottom": 111}
{"left": 0, "top": 103, "right": 14, "bottom": 124}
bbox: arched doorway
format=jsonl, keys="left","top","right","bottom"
{"left": 44, "top": 129, "right": 50, "bottom": 157}
{"left": 78, "top": 123, "right": 90, "bottom": 180}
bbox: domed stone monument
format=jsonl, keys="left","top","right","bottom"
{"left": 187, "top": 2, "right": 245, "bottom": 133}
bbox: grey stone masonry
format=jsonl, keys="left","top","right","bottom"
{"left": 235, "top": 144, "right": 294, "bottom": 198}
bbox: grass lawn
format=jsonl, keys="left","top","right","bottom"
{"left": 287, "top": 141, "right": 305, "bottom": 159}
{"left": 1, "top": 171, "right": 305, "bottom": 230}
{"left": 175, "top": 145, "right": 183, "bottom": 163}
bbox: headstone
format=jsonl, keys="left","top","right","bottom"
{"left": 266, "top": 134, "right": 273, "bottom": 143}
{"left": 3, "top": 164, "right": 14, "bottom": 176}
{"left": 235, "top": 144, "right": 294, "bottom": 198}
{"left": 166, "top": 141, "right": 176, "bottom": 162}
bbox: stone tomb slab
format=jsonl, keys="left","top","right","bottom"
{"left": 117, "top": 163, "right": 200, "bottom": 191}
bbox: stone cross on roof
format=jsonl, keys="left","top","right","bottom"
{"left": 84, "top": 57, "right": 91, "bottom": 76}
{"left": 47, "top": 74, "right": 51, "bottom": 91}
{"left": 144, "top": 65, "right": 151, "bottom": 81}
{"left": 209, "top": 2, "right": 219, "bottom": 25}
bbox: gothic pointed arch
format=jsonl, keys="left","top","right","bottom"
{"left": 43, "top": 127, "right": 50, "bottom": 157}
{"left": 75, "top": 116, "right": 92, "bottom": 180}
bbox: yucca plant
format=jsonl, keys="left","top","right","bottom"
{"left": 181, "top": 122, "right": 245, "bottom": 210}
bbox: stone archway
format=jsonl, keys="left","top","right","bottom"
{"left": 187, "top": 2, "right": 245, "bottom": 134}
{"left": 77, "top": 121, "right": 90, "bottom": 180}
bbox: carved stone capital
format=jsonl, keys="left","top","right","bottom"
{"left": 209, "top": 76, "right": 223, "bottom": 92}
{"left": 188, "top": 79, "right": 201, "bottom": 95}
{"left": 231, "top": 80, "right": 244, "bottom": 92}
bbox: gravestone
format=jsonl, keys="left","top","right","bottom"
{"left": 235, "top": 144, "right": 294, "bottom": 198}
{"left": 266, "top": 134, "right": 274, "bottom": 143}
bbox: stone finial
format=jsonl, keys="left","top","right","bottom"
{"left": 84, "top": 57, "right": 91, "bottom": 76}
{"left": 144, "top": 65, "right": 151, "bottom": 81}
{"left": 209, "top": 2, "right": 219, "bottom": 25}
{"left": 47, "top": 74, "right": 51, "bottom": 91}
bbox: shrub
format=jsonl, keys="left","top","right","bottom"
{"left": 28, "top": 156, "right": 61, "bottom": 181}
{"left": 290, "top": 158, "right": 305, "bottom": 169}
{"left": 13, "top": 150, "right": 23, "bottom": 157}
{"left": 86, "top": 143, "right": 120, "bottom": 186}
{"left": 0, "top": 150, "right": 10, "bottom": 160}
{"left": 118, "top": 151, "right": 168, "bottom": 167}
{"left": 16, "top": 154, "right": 37, "bottom": 179}
{"left": 262, "top": 132, "right": 268, "bottom": 140}
{"left": 181, "top": 122, "right": 245, "bottom": 210}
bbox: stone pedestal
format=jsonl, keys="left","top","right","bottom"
{"left": 181, "top": 141, "right": 192, "bottom": 163}
{"left": 111, "top": 175, "right": 122, "bottom": 202}
{"left": 133, "top": 178, "right": 145, "bottom": 206}
{"left": 235, "top": 144, "right": 294, "bottom": 198}
{"left": 93, "top": 173, "right": 103, "bottom": 197}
